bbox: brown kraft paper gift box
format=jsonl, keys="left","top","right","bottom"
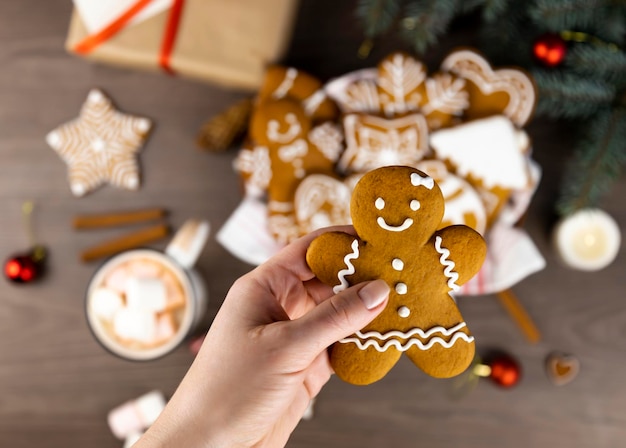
{"left": 65, "top": 0, "right": 299, "bottom": 90}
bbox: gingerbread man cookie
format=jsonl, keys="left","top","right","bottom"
{"left": 246, "top": 98, "right": 343, "bottom": 243}
{"left": 306, "top": 166, "right": 486, "bottom": 385}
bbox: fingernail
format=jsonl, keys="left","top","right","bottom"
{"left": 358, "top": 280, "right": 389, "bottom": 310}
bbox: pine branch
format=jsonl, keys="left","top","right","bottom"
{"left": 481, "top": 0, "right": 512, "bottom": 22}
{"left": 532, "top": 70, "right": 616, "bottom": 119}
{"left": 399, "top": 0, "right": 460, "bottom": 54}
{"left": 557, "top": 106, "right": 626, "bottom": 215}
{"left": 529, "top": 0, "right": 625, "bottom": 44}
{"left": 356, "top": 0, "right": 403, "bottom": 38}
{"left": 566, "top": 45, "right": 626, "bottom": 85}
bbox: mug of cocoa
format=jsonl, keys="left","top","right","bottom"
{"left": 85, "top": 220, "right": 209, "bottom": 361}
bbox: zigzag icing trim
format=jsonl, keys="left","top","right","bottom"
{"left": 339, "top": 322, "right": 474, "bottom": 352}
{"left": 353, "top": 321, "right": 467, "bottom": 340}
{"left": 333, "top": 239, "right": 360, "bottom": 294}
{"left": 434, "top": 236, "right": 460, "bottom": 291}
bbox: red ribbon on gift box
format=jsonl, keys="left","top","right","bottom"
{"left": 73, "top": 0, "right": 185, "bottom": 74}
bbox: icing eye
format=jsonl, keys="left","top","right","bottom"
{"left": 375, "top": 198, "right": 385, "bottom": 210}
{"left": 410, "top": 200, "right": 420, "bottom": 211}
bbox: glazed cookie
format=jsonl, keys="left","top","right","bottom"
{"left": 340, "top": 113, "right": 429, "bottom": 174}
{"left": 415, "top": 160, "right": 487, "bottom": 235}
{"left": 294, "top": 173, "right": 362, "bottom": 235}
{"left": 306, "top": 166, "right": 487, "bottom": 385}
{"left": 377, "top": 52, "right": 427, "bottom": 117}
{"left": 414, "top": 72, "right": 469, "bottom": 130}
{"left": 257, "top": 65, "right": 338, "bottom": 122}
{"left": 248, "top": 99, "right": 343, "bottom": 243}
{"left": 440, "top": 49, "right": 536, "bottom": 126}
{"left": 429, "top": 115, "right": 531, "bottom": 227}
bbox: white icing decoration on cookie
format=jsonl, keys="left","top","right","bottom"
{"left": 397, "top": 306, "right": 410, "bottom": 318}
{"left": 377, "top": 217, "right": 413, "bottom": 232}
{"left": 378, "top": 53, "right": 426, "bottom": 116}
{"left": 267, "top": 113, "right": 301, "bottom": 143}
{"left": 375, "top": 198, "right": 385, "bottom": 210}
{"left": 294, "top": 174, "right": 352, "bottom": 234}
{"left": 434, "top": 236, "right": 460, "bottom": 291}
{"left": 395, "top": 283, "right": 408, "bottom": 295}
{"left": 410, "top": 200, "right": 420, "bottom": 211}
{"left": 333, "top": 239, "right": 360, "bottom": 294}
{"left": 421, "top": 74, "right": 469, "bottom": 116}
{"left": 416, "top": 160, "right": 487, "bottom": 235}
{"left": 272, "top": 68, "right": 298, "bottom": 99}
{"left": 302, "top": 89, "right": 327, "bottom": 116}
{"left": 392, "top": 258, "right": 404, "bottom": 271}
{"left": 278, "top": 139, "right": 308, "bottom": 163}
{"left": 429, "top": 115, "right": 529, "bottom": 190}
{"left": 340, "top": 114, "right": 429, "bottom": 174}
{"left": 268, "top": 201, "right": 294, "bottom": 212}
{"left": 233, "top": 146, "right": 272, "bottom": 196}
{"left": 340, "top": 322, "right": 473, "bottom": 352}
{"left": 410, "top": 172, "right": 434, "bottom": 189}
{"left": 308, "top": 123, "right": 343, "bottom": 162}
{"left": 441, "top": 50, "right": 535, "bottom": 126}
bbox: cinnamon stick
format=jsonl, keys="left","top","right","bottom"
{"left": 73, "top": 208, "right": 167, "bottom": 229}
{"left": 80, "top": 224, "right": 170, "bottom": 262}
{"left": 496, "top": 289, "right": 541, "bottom": 344}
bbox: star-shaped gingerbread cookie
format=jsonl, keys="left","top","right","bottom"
{"left": 46, "top": 89, "right": 152, "bottom": 197}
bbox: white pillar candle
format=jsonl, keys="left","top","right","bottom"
{"left": 554, "top": 208, "right": 621, "bottom": 271}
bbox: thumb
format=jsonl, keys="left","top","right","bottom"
{"left": 290, "top": 279, "right": 390, "bottom": 357}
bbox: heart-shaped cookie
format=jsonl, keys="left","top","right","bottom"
{"left": 546, "top": 352, "right": 580, "bottom": 386}
{"left": 441, "top": 49, "right": 536, "bottom": 127}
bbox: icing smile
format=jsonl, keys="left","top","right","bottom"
{"left": 377, "top": 217, "right": 414, "bottom": 232}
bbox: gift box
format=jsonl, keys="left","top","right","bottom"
{"left": 65, "top": 0, "right": 299, "bottom": 90}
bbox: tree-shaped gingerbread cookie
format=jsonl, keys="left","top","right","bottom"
{"left": 306, "top": 166, "right": 487, "bottom": 385}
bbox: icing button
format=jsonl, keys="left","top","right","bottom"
{"left": 392, "top": 258, "right": 404, "bottom": 271}
{"left": 397, "top": 306, "right": 410, "bottom": 318}
{"left": 395, "top": 283, "right": 408, "bottom": 295}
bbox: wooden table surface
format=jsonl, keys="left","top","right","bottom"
{"left": 1, "top": 1, "right": 624, "bottom": 447}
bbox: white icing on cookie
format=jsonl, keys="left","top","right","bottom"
{"left": 294, "top": 174, "right": 352, "bottom": 234}
{"left": 441, "top": 50, "right": 535, "bottom": 126}
{"left": 395, "top": 283, "right": 408, "bottom": 295}
{"left": 302, "top": 89, "right": 327, "bottom": 116}
{"left": 233, "top": 145, "right": 272, "bottom": 196}
{"left": 377, "top": 217, "right": 413, "bottom": 232}
{"left": 378, "top": 53, "right": 426, "bottom": 116}
{"left": 397, "top": 306, "right": 410, "bottom": 318}
{"left": 340, "top": 322, "right": 473, "bottom": 352}
{"left": 308, "top": 123, "right": 343, "bottom": 162}
{"left": 333, "top": 239, "right": 360, "bottom": 294}
{"left": 392, "top": 258, "right": 404, "bottom": 271}
{"left": 272, "top": 68, "right": 298, "bottom": 99}
{"left": 267, "top": 113, "right": 301, "bottom": 143}
{"left": 277, "top": 139, "right": 308, "bottom": 162}
{"left": 375, "top": 198, "right": 385, "bottom": 210}
{"left": 410, "top": 172, "right": 434, "bottom": 189}
{"left": 421, "top": 74, "right": 469, "bottom": 116}
{"left": 340, "top": 114, "right": 429, "bottom": 174}
{"left": 410, "top": 200, "right": 420, "bottom": 211}
{"left": 434, "top": 236, "right": 460, "bottom": 291}
{"left": 429, "top": 116, "right": 530, "bottom": 190}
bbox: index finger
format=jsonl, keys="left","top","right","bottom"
{"left": 261, "top": 225, "right": 356, "bottom": 282}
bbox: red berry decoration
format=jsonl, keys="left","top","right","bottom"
{"left": 487, "top": 353, "right": 521, "bottom": 388}
{"left": 533, "top": 33, "right": 567, "bottom": 67}
{"left": 4, "top": 248, "right": 46, "bottom": 284}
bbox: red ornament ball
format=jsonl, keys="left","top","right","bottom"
{"left": 4, "top": 254, "right": 40, "bottom": 284}
{"left": 488, "top": 354, "right": 521, "bottom": 388}
{"left": 533, "top": 33, "right": 567, "bottom": 67}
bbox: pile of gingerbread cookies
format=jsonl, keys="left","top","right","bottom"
{"left": 233, "top": 49, "right": 538, "bottom": 247}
